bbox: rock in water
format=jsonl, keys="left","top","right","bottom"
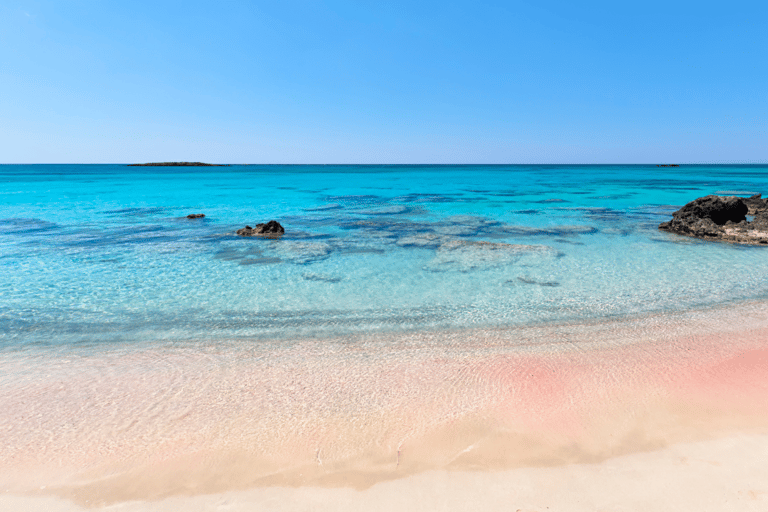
{"left": 743, "top": 193, "right": 768, "bottom": 215}
{"left": 670, "top": 195, "right": 747, "bottom": 225}
{"left": 659, "top": 195, "right": 768, "bottom": 244}
{"left": 237, "top": 220, "right": 285, "bottom": 237}
{"left": 186, "top": 213, "right": 205, "bottom": 219}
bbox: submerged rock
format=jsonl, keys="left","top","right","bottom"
{"left": 396, "top": 233, "right": 451, "bottom": 249}
{"left": 237, "top": 220, "right": 285, "bottom": 237}
{"left": 186, "top": 213, "right": 205, "bottom": 219}
{"left": 302, "top": 273, "right": 342, "bottom": 283}
{"left": 516, "top": 276, "right": 560, "bottom": 287}
{"left": 273, "top": 241, "right": 331, "bottom": 264}
{"left": 659, "top": 195, "right": 768, "bottom": 244}
{"left": 425, "top": 239, "right": 558, "bottom": 272}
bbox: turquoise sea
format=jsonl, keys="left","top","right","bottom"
{"left": 2, "top": 164, "right": 767, "bottom": 350}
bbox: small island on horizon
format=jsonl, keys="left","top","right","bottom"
{"left": 127, "top": 162, "right": 230, "bottom": 167}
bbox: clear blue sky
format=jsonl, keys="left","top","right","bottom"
{"left": 1, "top": 0, "right": 766, "bottom": 163}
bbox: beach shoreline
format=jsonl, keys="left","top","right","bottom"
{"left": 4, "top": 433, "right": 768, "bottom": 511}
{"left": 2, "top": 299, "right": 768, "bottom": 509}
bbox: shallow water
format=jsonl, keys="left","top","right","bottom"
{"left": 1, "top": 164, "right": 767, "bottom": 348}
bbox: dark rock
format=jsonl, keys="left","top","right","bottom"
{"left": 659, "top": 195, "right": 768, "bottom": 244}
{"left": 671, "top": 195, "right": 747, "bottom": 225}
{"left": 743, "top": 194, "right": 768, "bottom": 215}
{"left": 186, "top": 213, "right": 205, "bottom": 219}
{"left": 747, "top": 210, "right": 768, "bottom": 232}
{"left": 237, "top": 220, "right": 285, "bottom": 237}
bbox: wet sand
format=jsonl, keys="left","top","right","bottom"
{"left": 2, "top": 301, "right": 768, "bottom": 510}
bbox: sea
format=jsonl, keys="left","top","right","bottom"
{"left": 2, "top": 164, "right": 768, "bottom": 506}
{"left": 1, "top": 164, "right": 767, "bottom": 349}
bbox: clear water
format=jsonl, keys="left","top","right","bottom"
{"left": 2, "top": 164, "right": 767, "bottom": 349}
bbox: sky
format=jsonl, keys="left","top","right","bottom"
{"left": 0, "top": 0, "right": 766, "bottom": 164}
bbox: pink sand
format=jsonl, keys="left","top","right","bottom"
{"left": 1, "top": 301, "right": 767, "bottom": 509}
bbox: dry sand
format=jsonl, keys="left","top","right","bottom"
{"left": 4, "top": 433, "right": 768, "bottom": 511}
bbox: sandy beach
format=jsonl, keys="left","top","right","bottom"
{"left": 4, "top": 433, "right": 768, "bottom": 511}
{"left": 2, "top": 300, "right": 767, "bottom": 510}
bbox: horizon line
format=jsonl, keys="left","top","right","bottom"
{"left": 3, "top": 162, "right": 768, "bottom": 166}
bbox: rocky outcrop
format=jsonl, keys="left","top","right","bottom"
{"left": 667, "top": 195, "right": 747, "bottom": 225}
{"left": 659, "top": 195, "right": 768, "bottom": 244}
{"left": 743, "top": 194, "right": 768, "bottom": 215}
{"left": 237, "top": 220, "right": 285, "bottom": 237}
{"left": 186, "top": 213, "right": 205, "bottom": 219}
